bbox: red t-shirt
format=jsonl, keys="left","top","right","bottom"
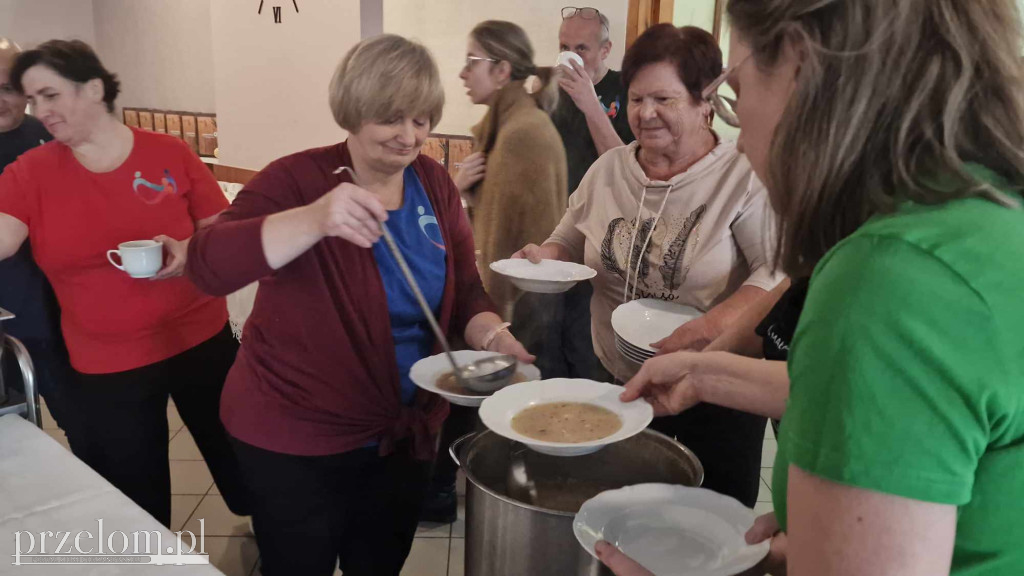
{"left": 0, "top": 128, "right": 228, "bottom": 374}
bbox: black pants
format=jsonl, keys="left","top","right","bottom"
{"left": 514, "top": 282, "right": 611, "bottom": 381}
{"left": 650, "top": 403, "right": 767, "bottom": 508}
{"left": 66, "top": 325, "right": 249, "bottom": 527}
{"left": 232, "top": 437, "right": 431, "bottom": 576}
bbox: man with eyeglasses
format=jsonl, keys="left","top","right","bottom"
{"left": 0, "top": 37, "right": 72, "bottom": 434}
{"left": 555, "top": 6, "right": 634, "bottom": 192}
{"left": 518, "top": 7, "right": 635, "bottom": 382}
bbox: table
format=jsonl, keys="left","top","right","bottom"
{"left": 0, "top": 415, "right": 225, "bottom": 574}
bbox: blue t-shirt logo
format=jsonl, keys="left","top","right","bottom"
{"left": 417, "top": 205, "right": 446, "bottom": 251}
{"left": 372, "top": 167, "right": 448, "bottom": 407}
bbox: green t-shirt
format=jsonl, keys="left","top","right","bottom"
{"left": 773, "top": 168, "right": 1024, "bottom": 575}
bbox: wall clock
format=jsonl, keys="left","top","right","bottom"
{"left": 258, "top": 0, "right": 299, "bottom": 24}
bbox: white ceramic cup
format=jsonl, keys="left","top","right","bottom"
{"left": 106, "top": 240, "right": 164, "bottom": 278}
{"left": 556, "top": 51, "right": 585, "bottom": 69}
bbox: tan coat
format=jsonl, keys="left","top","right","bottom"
{"left": 468, "top": 81, "right": 568, "bottom": 317}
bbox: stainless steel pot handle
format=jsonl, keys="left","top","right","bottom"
{"left": 449, "top": 431, "right": 477, "bottom": 467}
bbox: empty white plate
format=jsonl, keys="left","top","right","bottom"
{"left": 410, "top": 351, "right": 541, "bottom": 407}
{"left": 489, "top": 259, "right": 597, "bottom": 293}
{"left": 612, "top": 299, "right": 704, "bottom": 354}
{"left": 575, "top": 484, "right": 770, "bottom": 576}
{"left": 479, "top": 379, "right": 653, "bottom": 456}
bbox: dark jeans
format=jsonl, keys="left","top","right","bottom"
{"left": 650, "top": 403, "right": 767, "bottom": 508}
{"left": 66, "top": 325, "right": 249, "bottom": 527}
{"left": 232, "top": 437, "right": 431, "bottom": 576}
{"left": 513, "top": 282, "right": 610, "bottom": 381}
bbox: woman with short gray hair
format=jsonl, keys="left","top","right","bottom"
{"left": 187, "top": 34, "right": 533, "bottom": 576}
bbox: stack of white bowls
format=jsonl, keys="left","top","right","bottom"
{"left": 611, "top": 299, "right": 703, "bottom": 366}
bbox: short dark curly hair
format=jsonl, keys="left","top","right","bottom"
{"left": 621, "top": 24, "right": 722, "bottom": 104}
{"left": 10, "top": 39, "right": 121, "bottom": 113}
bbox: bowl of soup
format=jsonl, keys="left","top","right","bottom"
{"left": 410, "top": 350, "right": 542, "bottom": 407}
{"left": 479, "top": 379, "right": 654, "bottom": 456}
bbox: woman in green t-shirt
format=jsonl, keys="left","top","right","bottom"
{"left": 596, "top": 1, "right": 1024, "bottom": 575}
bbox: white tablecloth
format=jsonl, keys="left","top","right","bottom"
{"left": 0, "top": 415, "right": 225, "bottom": 574}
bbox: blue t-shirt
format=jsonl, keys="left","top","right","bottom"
{"left": 372, "top": 166, "right": 447, "bottom": 405}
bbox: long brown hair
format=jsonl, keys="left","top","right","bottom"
{"left": 471, "top": 20, "right": 560, "bottom": 114}
{"left": 728, "top": 0, "right": 1024, "bottom": 277}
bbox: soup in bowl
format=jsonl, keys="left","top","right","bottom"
{"left": 511, "top": 401, "right": 623, "bottom": 443}
{"left": 479, "top": 379, "right": 654, "bottom": 456}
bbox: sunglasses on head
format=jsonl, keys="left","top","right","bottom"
{"left": 561, "top": 6, "right": 601, "bottom": 20}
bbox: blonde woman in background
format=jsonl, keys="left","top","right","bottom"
{"left": 456, "top": 20, "right": 568, "bottom": 319}
{"left": 421, "top": 19, "right": 567, "bottom": 525}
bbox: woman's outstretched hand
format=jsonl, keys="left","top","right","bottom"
{"left": 619, "top": 352, "right": 704, "bottom": 416}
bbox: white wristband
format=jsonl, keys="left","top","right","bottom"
{"left": 482, "top": 322, "right": 512, "bottom": 351}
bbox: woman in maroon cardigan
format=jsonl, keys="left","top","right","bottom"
{"left": 187, "top": 35, "right": 533, "bottom": 576}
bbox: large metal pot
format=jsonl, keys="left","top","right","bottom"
{"left": 451, "top": 429, "right": 704, "bottom": 576}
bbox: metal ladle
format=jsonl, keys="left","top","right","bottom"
{"left": 334, "top": 166, "right": 517, "bottom": 392}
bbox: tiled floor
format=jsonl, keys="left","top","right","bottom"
{"left": 39, "top": 400, "right": 777, "bottom": 576}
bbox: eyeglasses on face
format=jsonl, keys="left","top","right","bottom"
{"left": 464, "top": 55, "right": 499, "bottom": 71}
{"left": 701, "top": 54, "right": 752, "bottom": 128}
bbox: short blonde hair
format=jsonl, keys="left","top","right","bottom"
{"left": 329, "top": 34, "right": 444, "bottom": 132}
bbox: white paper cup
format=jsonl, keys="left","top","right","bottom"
{"left": 556, "top": 51, "right": 585, "bottom": 69}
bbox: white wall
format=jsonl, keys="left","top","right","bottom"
{"left": 0, "top": 0, "right": 95, "bottom": 49}
{"left": 674, "top": 0, "right": 739, "bottom": 141}
{"left": 92, "top": 0, "right": 216, "bottom": 114}
{"left": 673, "top": 0, "right": 716, "bottom": 33}
{"left": 384, "top": 0, "right": 629, "bottom": 136}
{"left": 209, "top": 0, "right": 361, "bottom": 170}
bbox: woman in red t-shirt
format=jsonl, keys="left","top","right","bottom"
{"left": 0, "top": 40, "right": 248, "bottom": 527}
